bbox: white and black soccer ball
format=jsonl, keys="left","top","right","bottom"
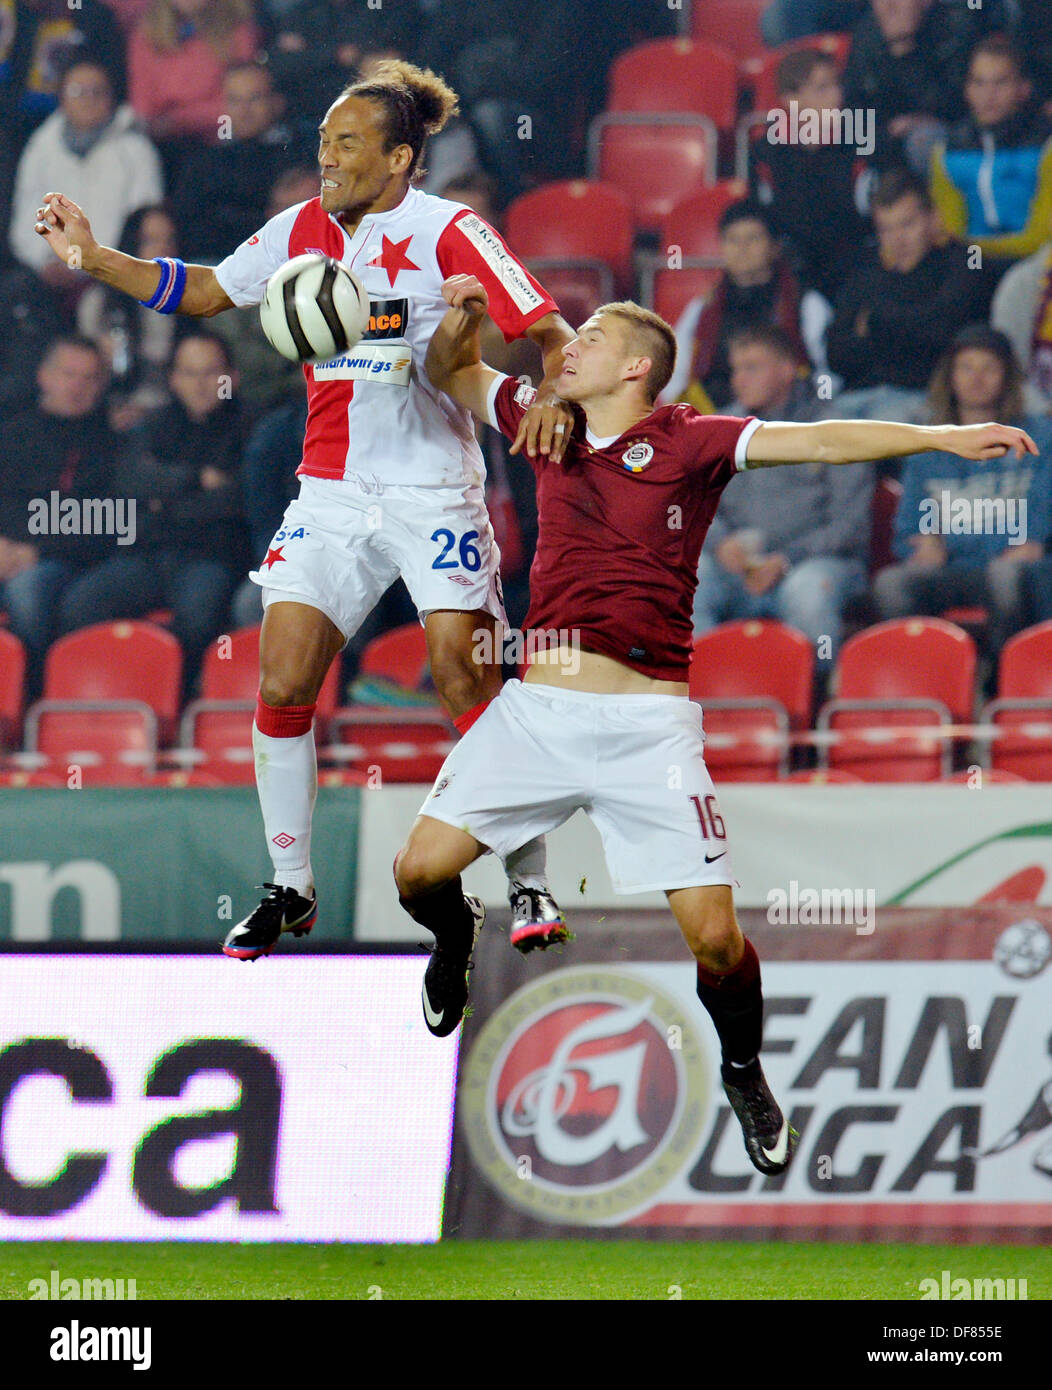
{"left": 259, "top": 254, "right": 370, "bottom": 363}
{"left": 993, "top": 919, "right": 1052, "bottom": 979}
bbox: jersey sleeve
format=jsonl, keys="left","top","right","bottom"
{"left": 680, "top": 411, "right": 763, "bottom": 486}
{"left": 436, "top": 208, "right": 559, "bottom": 343}
{"left": 212, "top": 201, "right": 303, "bottom": 308}
{"left": 483, "top": 373, "right": 537, "bottom": 439}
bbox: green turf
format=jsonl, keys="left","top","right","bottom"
{"left": 0, "top": 1240, "right": 1048, "bottom": 1300}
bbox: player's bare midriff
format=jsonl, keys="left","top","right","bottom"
{"left": 523, "top": 646, "right": 689, "bottom": 696}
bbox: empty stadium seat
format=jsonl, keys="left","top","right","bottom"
{"left": 782, "top": 769, "right": 863, "bottom": 783}
{"left": 689, "top": 620, "right": 814, "bottom": 779}
{"left": 588, "top": 118, "right": 718, "bottom": 231}
{"left": 818, "top": 618, "right": 976, "bottom": 781}
{"left": 0, "top": 629, "right": 26, "bottom": 751}
{"left": 983, "top": 620, "right": 1052, "bottom": 780}
{"left": 608, "top": 39, "right": 741, "bottom": 131}
{"left": 504, "top": 180, "right": 634, "bottom": 320}
{"left": 24, "top": 622, "right": 182, "bottom": 784}
{"left": 652, "top": 264, "right": 723, "bottom": 328}
{"left": 691, "top": 0, "right": 767, "bottom": 58}
{"left": 941, "top": 768, "right": 1027, "bottom": 784}
{"left": 359, "top": 622, "right": 431, "bottom": 690}
{"left": 327, "top": 708, "right": 456, "bottom": 784}
{"left": 643, "top": 180, "right": 746, "bottom": 322}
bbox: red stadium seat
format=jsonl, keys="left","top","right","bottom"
{"left": 689, "top": 620, "right": 814, "bottom": 779}
{"left": 941, "top": 768, "right": 1027, "bottom": 784}
{"left": 653, "top": 264, "right": 723, "bottom": 328}
{"left": 24, "top": 702, "right": 159, "bottom": 784}
{"left": 43, "top": 621, "right": 182, "bottom": 724}
{"left": 504, "top": 180, "right": 635, "bottom": 299}
{"left": 869, "top": 476, "right": 901, "bottom": 576}
{"left": 691, "top": 0, "right": 767, "bottom": 58}
{"left": 608, "top": 39, "right": 741, "bottom": 131}
{"left": 740, "top": 34, "right": 853, "bottom": 112}
{"left": 782, "top": 769, "right": 863, "bottom": 783}
{"left": 359, "top": 623, "right": 431, "bottom": 690}
{"left": 0, "top": 769, "right": 69, "bottom": 788}
{"left": 589, "top": 119, "right": 718, "bottom": 231}
{"left": 0, "top": 628, "right": 26, "bottom": 750}
{"left": 23, "top": 622, "right": 182, "bottom": 783}
{"left": 327, "top": 708, "right": 456, "bottom": 783}
{"left": 984, "top": 620, "right": 1052, "bottom": 780}
{"left": 818, "top": 618, "right": 976, "bottom": 781}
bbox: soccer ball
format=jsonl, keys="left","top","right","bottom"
{"left": 992, "top": 919, "right": 1052, "bottom": 979}
{"left": 259, "top": 254, "right": 370, "bottom": 363}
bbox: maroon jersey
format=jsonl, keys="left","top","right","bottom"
{"left": 486, "top": 374, "right": 760, "bottom": 680}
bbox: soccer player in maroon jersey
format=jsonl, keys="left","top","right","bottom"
{"left": 33, "top": 62, "right": 575, "bottom": 960}
{"left": 394, "top": 272, "right": 1037, "bottom": 1175}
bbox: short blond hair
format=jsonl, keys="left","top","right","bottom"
{"left": 595, "top": 302, "right": 677, "bottom": 401}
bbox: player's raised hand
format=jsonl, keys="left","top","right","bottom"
{"left": 947, "top": 423, "right": 1039, "bottom": 461}
{"left": 510, "top": 392, "right": 575, "bottom": 464}
{"left": 442, "top": 273, "right": 489, "bottom": 317}
{"left": 34, "top": 192, "right": 98, "bottom": 273}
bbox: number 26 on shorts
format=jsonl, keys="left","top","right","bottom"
{"left": 431, "top": 528, "right": 482, "bottom": 572}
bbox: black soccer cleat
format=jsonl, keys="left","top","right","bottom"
{"left": 509, "top": 883, "right": 573, "bottom": 954}
{"left": 421, "top": 893, "right": 484, "bottom": 1037}
{"left": 222, "top": 883, "right": 317, "bottom": 961}
{"left": 722, "top": 1060, "right": 799, "bottom": 1176}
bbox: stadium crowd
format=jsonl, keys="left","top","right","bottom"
{"left": 2, "top": 0, "right": 1052, "bottom": 709}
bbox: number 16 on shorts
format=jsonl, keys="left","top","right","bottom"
{"left": 690, "top": 793, "right": 728, "bottom": 861}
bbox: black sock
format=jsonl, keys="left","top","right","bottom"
{"left": 399, "top": 875, "right": 471, "bottom": 939}
{"left": 695, "top": 938, "right": 764, "bottom": 1081}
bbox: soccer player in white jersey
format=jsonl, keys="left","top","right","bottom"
{"left": 393, "top": 272, "right": 1036, "bottom": 1174}
{"left": 34, "top": 62, "right": 576, "bottom": 960}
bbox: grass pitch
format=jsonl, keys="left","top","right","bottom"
{"left": 0, "top": 1240, "right": 1049, "bottom": 1301}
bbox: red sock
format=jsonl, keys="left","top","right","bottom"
{"left": 254, "top": 694, "right": 316, "bottom": 738}
{"left": 453, "top": 698, "right": 492, "bottom": 735}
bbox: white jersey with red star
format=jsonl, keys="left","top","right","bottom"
{"left": 213, "top": 186, "right": 557, "bottom": 487}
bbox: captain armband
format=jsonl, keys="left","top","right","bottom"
{"left": 138, "top": 257, "right": 188, "bottom": 314}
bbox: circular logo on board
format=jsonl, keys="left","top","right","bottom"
{"left": 459, "top": 967, "right": 711, "bottom": 1224}
{"left": 622, "top": 441, "right": 654, "bottom": 472}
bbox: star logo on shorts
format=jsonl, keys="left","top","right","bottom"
{"left": 262, "top": 546, "right": 286, "bottom": 569}
{"left": 367, "top": 234, "right": 420, "bottom": 287}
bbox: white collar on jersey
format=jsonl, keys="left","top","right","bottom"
{"left": 585, "top": 425, "right": 623, "bottom": 450}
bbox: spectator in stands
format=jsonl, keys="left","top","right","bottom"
{"left": 662, "top": 200, "right": 808, "bottom": 411}
{"left": 873, "top": 325, "right": 1052, "bottom": 653}
{"left": 842, "top": 0, "right": 991, "bottom": 173}
{"left": 991, "top": 203, "right": 1052, "bottom": 407}
{"left": 693, "top": 325, "right": 872, "bottom": 668}
{"left": 8, "top": 58, "right": 163, "bottom": 293}
{"left": 57, "top": 330, "right": 248, "bottom": 693}
{"left": 930, "top": 35, "right": 1052, "bottom": 277}
{"left": 77, "top": 203, "right": 181, "bottom": 430}
{"left": 128, "top": 0, "right": 259, "bottom": 142}
{"left": 0, "top": 0, "right": 126, "bottom": 145}
{"left": 827, "top": 168, "right": 984, "bottom": 420}
{"left": 0, "top": 337, "right": 116, "bottom": 693}
{"left": 0, "top": 240, "right": 65, "bottom": 421}
{"left": 208, "top": 165, "right": 317, "bottom": 424}
{"left": 752, "top": 48, "right": 872, "bottom": 300}
{"left": 170, "top": 62, "right": 305, "bottom": 262}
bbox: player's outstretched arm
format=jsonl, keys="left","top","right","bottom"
{"left": 745, "top": 419, "right": 1039, "bottom": 468}
{"left": 34, "top": 192, "right": 233, "bottom": 317}
{"left": 425, "top": 273, "right": 503, "bottom": 420}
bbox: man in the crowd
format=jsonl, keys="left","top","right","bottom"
{"left": 693, "top": 325, "right": 872, "bottom": 669}
{"left": 0, "top": 336, "right": 116, "bottom": 693}
{"left": 827, "top": 168, "right": 984, "bottom": 420}
{"left": 930, "top": 34, "right": 1052, "bottom": 275}
{"left": 663, "top": 200, "right": 807, "bottom": 412}
{"left": 56, "top": 330, "right": 248, "bottom": 694}
{"left": 8, "top": 57, "right": 162, "bottom": 292}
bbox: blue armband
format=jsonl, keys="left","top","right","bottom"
{"left": 138, "top": 257, "right": 187, "bottom": 314}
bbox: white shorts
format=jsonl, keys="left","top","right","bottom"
{"left": 250, "top": 475, "right": 506, "bottom": 641}
{"left": 418, "top": 679, "right": 739, "bottom": 895}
